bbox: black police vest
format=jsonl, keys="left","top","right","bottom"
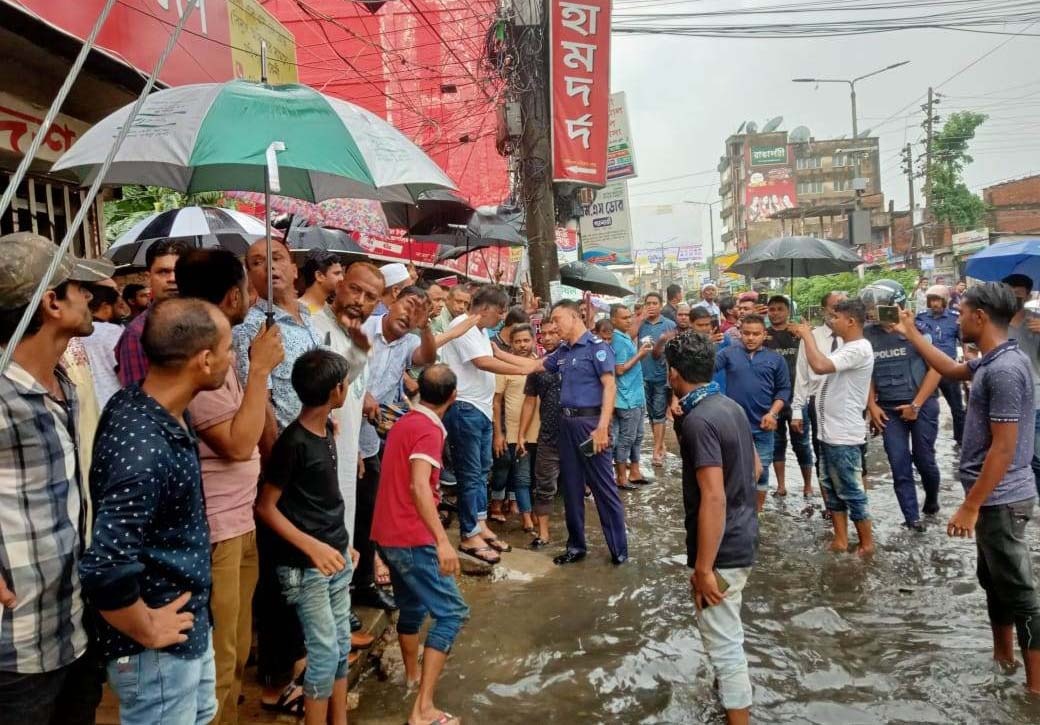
{"left": 864, "top": 324, "right": 932, "bottom": 405}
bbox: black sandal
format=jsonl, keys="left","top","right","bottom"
{"left": 483, "top": 536, "right": 512, "bottom": 553}
{"left": 260, "top": 681, "right": 304, "bottom": 716}
{"left": 459, "top": 545, "right": 500, "bottom": 565}
{"left": 528, "top": 537, "right": 551, "bottom": 550}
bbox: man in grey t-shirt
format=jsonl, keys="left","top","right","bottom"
{"left": 1003, "top": 273, "right": 1040, "bottom": 497}
{"left": 898, "top": 282, "right": 1040, "bottom": 694}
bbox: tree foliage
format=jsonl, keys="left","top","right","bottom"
{"left": 789, "top": 269, "right": 920, "bottom": 316}
{"left": 926, "top": 111, "right": 988, "bottom": 230}
{"left": 103, "top": 185, "right": 226, "bottom": 245}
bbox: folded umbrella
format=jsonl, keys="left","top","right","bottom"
{"left": 105, "top": 206, "right": 266, "bottom": 266}
{"left": 964, "top": 239, "right": 1040, "bottom": 288}
{"left": 559, "top": 261, "right": 633, "bottom": 298}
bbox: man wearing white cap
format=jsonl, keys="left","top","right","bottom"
{"left": 374, "top": 262, "right": 411, "bottom": 317}
{"left": 693, "top": 283, "right": 721, "bottom": 318}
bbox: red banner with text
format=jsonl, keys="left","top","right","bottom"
{"left": 550, "top": 1, "right": 610, "bottom": 186}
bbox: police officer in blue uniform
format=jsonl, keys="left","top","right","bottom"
{"left": 860, "top": 280, "right": 943, "bottom": 529}
{"left": 915, "top": 284, "right": 966, "bottom": 446}
{"left": 535, "top": 299, "right": 629, "bottom": 565}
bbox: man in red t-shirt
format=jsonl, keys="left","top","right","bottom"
{"left": 371, "top": 364, "right": 469, "bottom": 725}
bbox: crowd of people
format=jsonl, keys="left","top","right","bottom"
{"left": 0, "top": 227, "right": 1039, "bottom": 725}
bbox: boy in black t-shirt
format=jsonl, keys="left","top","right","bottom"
{"left": 256, "top": 349, "right": 357, "bottom": 725}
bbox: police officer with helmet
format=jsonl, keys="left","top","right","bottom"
{"left": 860, "top": 280, "right": 943, "bottom": 530}
{"left": 915, "top": 284, "right": 966, "bottom": 446}
{"left": 533, "top": 299, "right": 629, "bottom": 566}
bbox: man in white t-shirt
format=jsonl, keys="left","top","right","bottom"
{"left": 441, "top": 286, "right": 538, "bottom": 564}
{"left": 793, "top": 298, "right": 876, "bottom": 557}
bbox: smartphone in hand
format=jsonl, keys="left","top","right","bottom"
{"left": 579, "top": 437, "right": 595, "bottom": 457}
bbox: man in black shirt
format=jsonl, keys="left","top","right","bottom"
{"left": 666, "top": 332, "right": 759, "bottom": 725}
{"left": 765, "top": 296, "right": 814, "bottom": 497}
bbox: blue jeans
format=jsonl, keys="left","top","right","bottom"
{"left": 752, "top": 428, "right": 774, "bottom": 491}
{"left": 644, "top": 380, "right": 669, "bottom": 424}
{"left": 819, "top": 442, "right": 870, "bottom": 521}
{"left": 490, "top": 442, "right": 533, "bottom": 513}
{"left": 611, "top": 406, "right": 644, "bottom": 464}
{"left": 445, "top": 402, "right": 493, "bottom": 539}
{"left": 276, "top": 561, "right": 352, "bottom": 700}
{"left": 773, "top": 406, "right": 814, "bottom": 467}
{"left": 378, "top": 545, "right": 470, "bottom": 654}
{"left": 106, "top": 632, "right": 217, "bottom": 725}
{"left": 879, "top": 398, "right": 941, "bottom": 524}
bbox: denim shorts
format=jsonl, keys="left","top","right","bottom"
{"left": 612, "top": 407, "right": 645, "bottom": 464}
{"left": 818, "top": 442, "right": 870, "bottom": 521}
{"left": 644, "top": 380, "right": 669, "bottom": 424}
{"left": 378, "top": 545, "right": 470, "bottom": 654}
{"left": 752, "top": 428, "right": 774, "bottom": 491}
{"left": 276, "top": 560, "right": 352, "bottom": 699}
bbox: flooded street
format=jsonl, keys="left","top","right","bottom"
{"left": 355, "top": 405, "right": 1040, "bottom": 724}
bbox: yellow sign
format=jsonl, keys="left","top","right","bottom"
{"left": 228, "top": 0, "right": 298, "bottom": 84}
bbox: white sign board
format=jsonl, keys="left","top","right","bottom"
{"left": 607, "top": 92, "right": 637, "bottom": 181}
{"left": 580, "top": 180, "right": 633, "bottom": 265}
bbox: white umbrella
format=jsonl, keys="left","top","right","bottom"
{"left": 107, "top": 206, "right": 267, "bottom": 266}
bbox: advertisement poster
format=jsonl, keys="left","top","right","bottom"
{"left": 745, "top": 167, "right": 797, "bottom": 223}
{"left": 580, "top": 180, "right": 632, "bottom": 265}
{"left": 555, "top": 222, "right": 580, "bottom": 264}
{"left": 550, "top": 1, "right": 611, "bottom": 185}
{"left": 607, "top": 92, "right": 637, "bottom": 181}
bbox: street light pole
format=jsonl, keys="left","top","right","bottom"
{"left": 793, "top": 60, "right": 909, "bottom": 137}
{"left": 684, "top": 199, "right": 721, "bottom": 279}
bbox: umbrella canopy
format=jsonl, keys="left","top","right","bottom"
{"left": 964, "top": 239, "right": 1040, "bottom": 287}
{"left": 414, "top": 205, "right": 525, "bottom": 248}
{"left": 383, "top": 189, "right": 474, "bottom": 235}
{"left": 283, "top": 217, "right": 369, "bottom": 263}
{"left": 559, "top": 261, "right": 633, "bottom": 298}
{"left": 725, "top": 236, "right": 863, "bottom": 278}
{"left": 52, "top": 80, "right": 456, "bottom": 204}
{"left": 225, "top": 191, "right": 391, "bottom": 237}
{"left": 106, "top": 206, "right": 266, "bottom": 266}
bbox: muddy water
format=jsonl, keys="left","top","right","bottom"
{"left": 355, "top": 407, "right": 1040, "bottom": 724}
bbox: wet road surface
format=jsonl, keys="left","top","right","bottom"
{"left": 355, "top": 405, "right": 1040, "bottom": 724}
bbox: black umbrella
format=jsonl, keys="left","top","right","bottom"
{"left": 414, "top": 205, "right": 526, "bottom": 248}
{"left": 105, "top": 206, "right": 267, "bottom": 266}
{"left": 559, "top": 261, "right": 634, "bottom": 298}
{"left": 283, "top": 217, "right": 370, "bottom": 264}
{"left": 725, "top": 236, "right": 863, "bottom": 279}
{"left": 383, "top": 189, "right": 474, "bottom": 235}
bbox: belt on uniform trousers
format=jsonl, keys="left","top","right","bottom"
{"left": 562, "top": 407, "right": 602, "bottom": 418}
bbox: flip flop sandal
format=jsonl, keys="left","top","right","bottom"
{"left": 528, "top": 537, "right": 551, "bottom": 550}
{"left": 772, "top": 490, "right": 788, "bottom": 497}
{"left": 618, "top": 483, "right": 639, "bottom": 491}
{"left": 628, "top": 479, "right": 651, "bottom": 486}
{"left": 483, "top": 536, "right": 512, "bottom": 553}
{"left": 405, "top": 713, "right": 460, "bottom": 725}
{"left": 488, "top": 514, "right": 508, "bottom": 524}
{"left": 523, "top": 526, "right": 536, "bottom": 534}
{"left": 260, "top": 681, "right": 305, "bottom": 716}
{"left": 459, "top": 545, "right": 500, "bottom": 564}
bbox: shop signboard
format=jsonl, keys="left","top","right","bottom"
{"left": 6, "top": 0, "right": 298, "bottom": 87}
{"left": 550, "top": 0, "right": 610, "bottom": 185}
{"left": 580, "top": 180, "right": 632, "bottom": 265}
{"left": 745, "top": 166, "right": 797, "bottom": 223}
{"left": 555, "top": 223, "right": 580, "bottom": 264}
{"left": 750, "top": 144, "right": 788, "bottom": 167}
{"left": 607, "top": 92, "right": 636, "bottom": 180}
{"left": 920, "top": 253, "right": 935, "bottom": 271}
{"left": 0, "top": 92, "right": 89, "bottom": 164}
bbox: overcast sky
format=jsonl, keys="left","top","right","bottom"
{"left": 612, "top": 24, "right": 1040, "bottom": 252}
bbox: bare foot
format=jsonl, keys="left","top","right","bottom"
{"left": 802, "top": 487, "right": 813, "bottom": 498}
{"left": 855, "top": 543, "right": 875, "bottom": 557}
{"left": 995, "top": 657, "right": 1020, "bottom": 674}
{"left": 829, "top": 539, "right": 848, "bottom": 553}
{"left": 409, "top": 708, "right": 458, "bottom": 725}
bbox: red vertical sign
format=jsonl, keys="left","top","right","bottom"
{"left": 550, "top": 1, "right": 610, "bottom": 187}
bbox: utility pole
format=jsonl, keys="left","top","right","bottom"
{"left": 922, "top": 86, "right": 937, "bottom": 249}
{"left": 514, "top": 7, "right": 558, "bottom": 303}
{"left": 903, "top": 143, "right": 917, "bottom": 267}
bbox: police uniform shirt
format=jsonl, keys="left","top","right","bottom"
{"left": 543, "top": 331, "right": 616, "bottom": 408}
{"left": 915, "top": 308, "right": 959, "bottom": 359}
{"left": 864, "top": 323, "right": 936, "bottom": 406}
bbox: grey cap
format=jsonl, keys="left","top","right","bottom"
{"left": 0, "top": 232, "right": 115, "bottom": 309}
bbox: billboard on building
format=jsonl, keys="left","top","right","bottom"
{"left": 550, "top": 1, "right": 611, "bottom": 185}
{"left": 743, "top": 141, "right": 796, "bottom": 230}
{"left": 750, "top": 144, "right": 788, "bottom": 167}
{"left": 607, "top": 92, "right": 637, "bottom": 181}
{"left": 580, "top": 180, "right": 632, "bottom": 265}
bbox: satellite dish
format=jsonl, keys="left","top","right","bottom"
{"left": 736, "top": 121, "right": 747, "bottom": 134}
{"left": 762, "top": 116, "right": 783, "bottom": 133}
{"left": 856, "top": 128, "right": 873, "bottom": 138}
{"left": 745, "top": 121, "right": 758, "bottom": 134}
{"left": 789, "top": 126, "right": 811, "bottom": 143}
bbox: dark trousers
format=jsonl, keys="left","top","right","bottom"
{"left": 354, "top": 454, "right": 382, "bottom": 588}
{"left": 255, "top": 523, "right": 306, "bottom": 688}
{"left": 0, "top": 649, "right": 104, "bottom": 725}
{"left": 938, "top": 377, "right": 966, "bottom": 445}
{"left": 879, "top": 398, "right": 941, "bottom": 523}
{"left": 558, "top": 416, "right": 628, "bottom": 559}
{"left": 807, "top": 396, "right": 821, "bottom": 476}
{"left": 976, "top": 499, "right": 1040, "bottom": 652}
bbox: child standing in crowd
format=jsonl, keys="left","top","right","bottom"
{"left": 256, "top": 349, "right": 357, "bottom": 725}
{"left": 372, "top": 364, "right": 470, "bottom": 725}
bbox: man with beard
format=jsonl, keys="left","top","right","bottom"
{"left": 0, "top": 232, "right": 113, "bottom": 725}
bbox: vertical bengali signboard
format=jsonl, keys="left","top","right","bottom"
{"left": 580, "top": 180, "right": 632, "bottom": 265}
{"left": 607, "top": 92, "right": 637, "bottom": 181}
{"left": 550, "top": 1, "right": 611, "bottom": 186}
{"left": 744, "top": 144, "right": 797, "bottom": 225}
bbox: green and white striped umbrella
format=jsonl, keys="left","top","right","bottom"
{"left": 52, "top": 80, "right": 455, "bottom": 203}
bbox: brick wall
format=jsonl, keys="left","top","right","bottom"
{"left": 984, "top": 176, "right": 1040, "bottom": 234}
